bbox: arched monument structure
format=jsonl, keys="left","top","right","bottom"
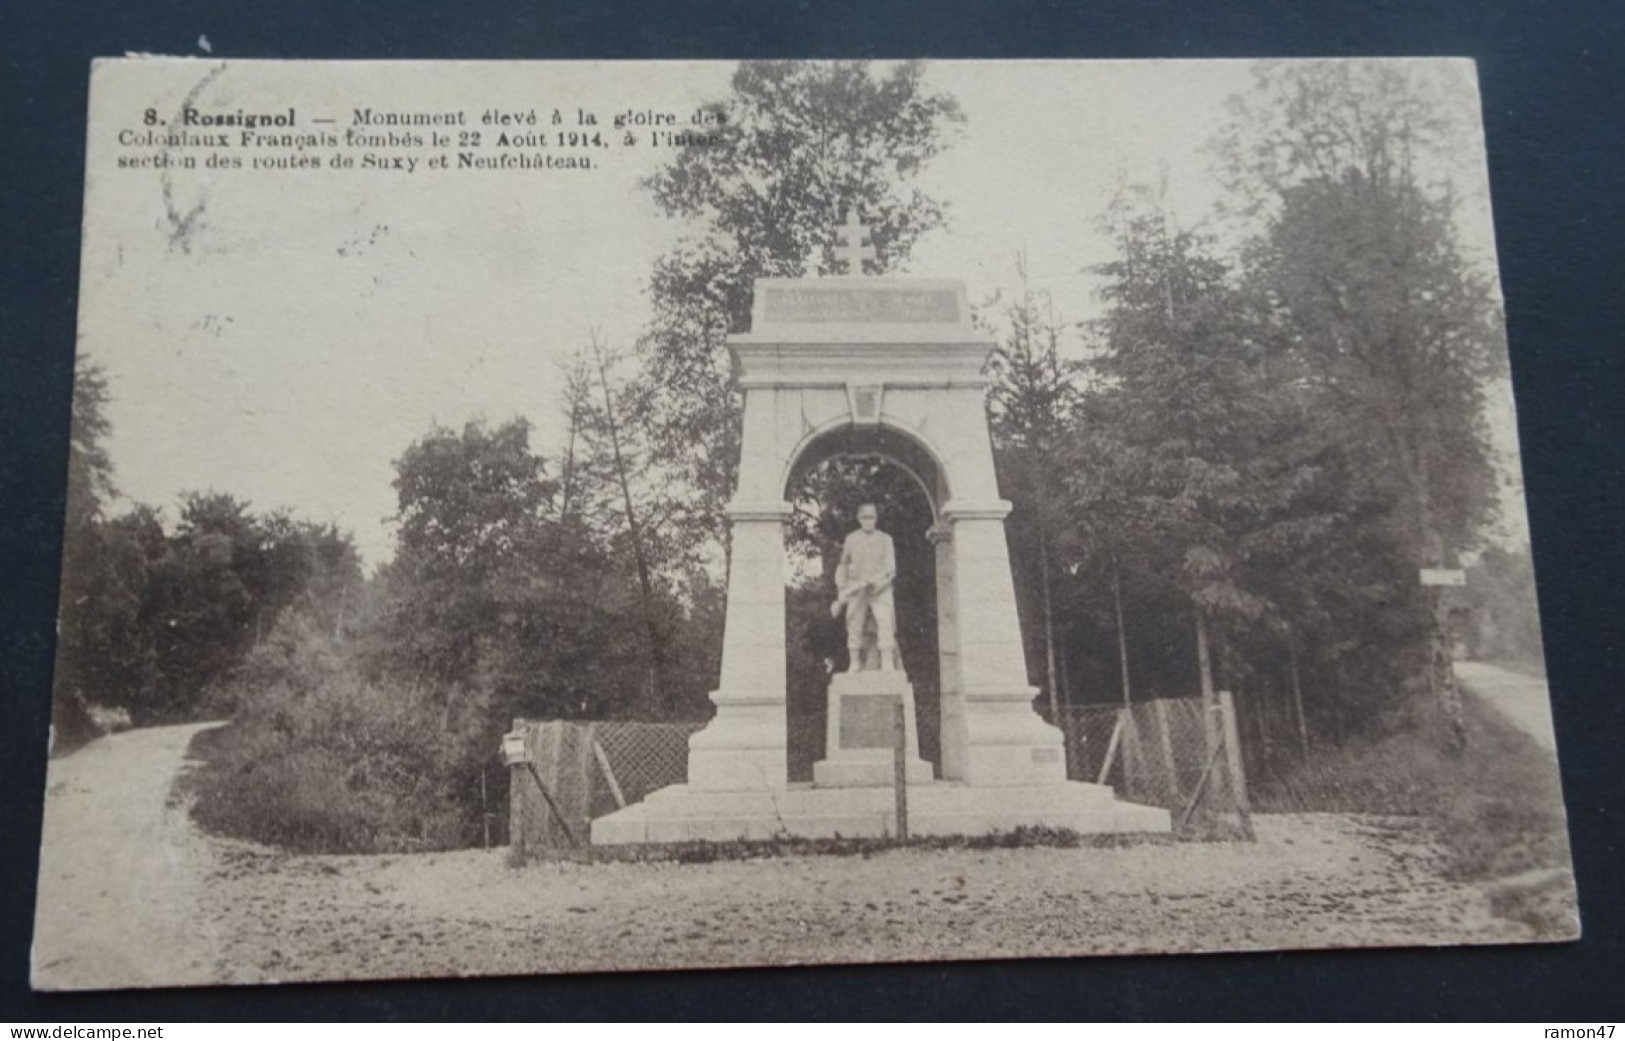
{"left": 592, "top": 227, "right": 1169, "bottom": 843}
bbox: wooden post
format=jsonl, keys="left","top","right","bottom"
{"left": 1112, "top": 556, "right": 1133, "bottom": 706}
{"left": 1178, "top": 742, "right": 1225, "bottom": 830}
{"left": 1217, "top": 690, "right": 1254, "bottom": 840}
{"left": 593, "top": 740, "right": 627, "bottom": 809}
{"left": 480, "top": 764, "right": 491, "bottom": 850}
{"left": 576, "top": 722, "right": 596, "bottom": 831}
{"left": 1196, "top": 613, "right": 1218, "bottom": 761}
{"left": 1095, "top": 711, "right": 1125, "bottom": 785}
{"left": 507, "top": 718, "right": 529, "bottom": 860}
{"left": 1287, "top": 634, "right": 1310, "bottom": 761}
{"left": 1120, "top": 710, "right": 1145, "bottom": 797}
{"left": 893, "top": 700, "right": 909, "bottom": 841}
{"left": 539, "top": 722, "right": 565, "bottom": 848}
{"left": 1250, "top": 685, "right": 1271, "bottom": 780}
{"left": 1153, "top": 697, "right": 1181, "bottom": 801}
{"left": 524, "top": 761, "right": 578, "bottom": 847}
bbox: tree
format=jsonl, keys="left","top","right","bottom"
{"left": 576, "top": 335, "right": 680, "bottom": 712}
{"left": 987, "top": 267, "right": 1083, "bottom": 717}
{"left": 1078, "top": 185, "right": 1349, "bottom": 763}
{"left": 384, "top": 417, "right": 658, "bottom": 723}
{"left": 1219, "top": 61, "right": 1508, "bottom": 748}
{"left": 54, "top": 362, "right": 120, "bottom": 739}
{"left": 639, "top": 61, "right": 964, "bottom": 540}
{"left": 63, "top": 362, "right": 115, "bottom": 533}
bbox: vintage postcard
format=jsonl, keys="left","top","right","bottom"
{"left": 33, "top": 57, "right": 1576, "bottom": 990}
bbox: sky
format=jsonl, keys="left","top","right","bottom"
{"left": 76, "top": 58, "right": 1523, "bottom": 567}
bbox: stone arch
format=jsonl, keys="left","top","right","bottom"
{"left": 780, "top": 418, "right": 952, "bottom": 521}
{"left": 678, "top": 275, "right": 1070, "bottom": 798}
{"left": 781, "top": 422, "right": 950, "bottom": 778}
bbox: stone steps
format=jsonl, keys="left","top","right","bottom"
{"left": 590, "top": 781, "right": 1170, "bottom": 845}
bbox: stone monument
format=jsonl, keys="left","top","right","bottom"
{"left": 591, "top": 214, "right": 1170, "bottom": 843}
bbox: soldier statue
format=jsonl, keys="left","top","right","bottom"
{"left": 829, "top": 503, "right": 899, "bottom": 672}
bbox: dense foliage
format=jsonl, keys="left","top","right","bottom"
{"left": 638, "top": 61, "right": 964, "bottom": 541}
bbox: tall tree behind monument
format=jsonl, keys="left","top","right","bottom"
{"left": 639, "top": 61, "right": 964, "bottom": 545}
{"left": 987, "top": 269, "right": 1083, "bottom": 718}
{"left": 1216, "top": 61, "right": 1507, "bottom": 749}
{"left": 1082, "top": 187, "right": 1332, "bottom": 740}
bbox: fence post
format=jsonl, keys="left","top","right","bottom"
{"left": 1217, "top": 690, "right": 1255, "bottom": 840}
{"left": 507, "top": 718, "right": 530, "bottom": 860}
{"left": 1287, "top": 635, "right": 1311, "bottom": 761}
{"left": 480, "top": 764, "right": 491, "bottom": 850}
{"left": 577, "top": 722, "right": 596, "bottom": 828}
{"left": 893, "top": 700, "right": 909, "bottom": 841}
{"left": 1179, "top": 742, "right": 1225, "bottom": 831}
{"left": 539, "top": 722, "right": 564, "bottom": 847}
{"left": 593, "top": 738, "right": 627, "bottom": 809}
{"left": 1153, "top": 698, "right": 1181, "bottom": 802}
{"left": 1095, "top": 711, "right": 1125, "bottom": 786}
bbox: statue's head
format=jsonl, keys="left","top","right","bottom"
{"left": 857, "top": 503, "right": 878, "bottom": 532}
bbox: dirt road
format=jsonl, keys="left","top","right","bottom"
{"left": 1454, "top": 661, "right": 1559, "bottom": 752}
{"left": 30, "top": 722, "right": 227, "bottom": 991}
{"left": 30, "top": 718, "right": 1566, "bottom": 989}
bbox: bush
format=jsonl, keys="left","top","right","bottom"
{"left": 185, "top": 614, "right": 492, "bottom": 854}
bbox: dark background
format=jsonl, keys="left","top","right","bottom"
{"left": 2, "top": 0, "right": 1621, "bottom": 1021}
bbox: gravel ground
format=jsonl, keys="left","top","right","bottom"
{"left": 32, "top": 722, "right": 1568, "bottom": 991}
{"left": 195, "top": 813, "right": 1538, "bottom": 985}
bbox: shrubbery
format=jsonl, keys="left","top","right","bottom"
{"left": 186, "top": 615, "right": 493, "bottom": 854}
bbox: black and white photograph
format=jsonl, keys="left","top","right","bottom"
{"left": 30, "top": 57, "right": 1577, "bottom": 990}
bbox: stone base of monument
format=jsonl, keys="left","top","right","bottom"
{"left": 589, "top": 781, "right": 1171, "bottom": 845}
{"left": 813, "top": 670, "right": 934, "bottom": 788}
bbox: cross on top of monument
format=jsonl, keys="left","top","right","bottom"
{"left": 832, "top": 210, "right": 875, "bottom": 275}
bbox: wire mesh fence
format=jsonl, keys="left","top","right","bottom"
{"left": 591, "top": 720, "right": 708, "bottom": 814}
{"left": 1047, "top": 694, "right": 1253, "bottom": 837}
{"left": 1047, "top": 703, "right": 1121, "bottom": 784}
{"left": 507, "top": 718, "right": 705, "bottom": 857}
{"left": 510, "top": 696, "right": 1254, "bottom": 855}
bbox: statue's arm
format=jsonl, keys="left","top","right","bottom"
{"left": 834, "top": 536, "right": 855, "bottom": 596}
{"left": 870, "top": 534, "right": 897, "bottom": 593}
{"left": 830, "top": 537, "right": 857, "bottom": 617}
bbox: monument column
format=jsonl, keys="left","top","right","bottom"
{"left": 686, "top": 497, "right": 792, "bottom": 791}
{"left": 929, "top": 520, "right": 967, "bottom": 782}
{"left": 944, "top": 499, "right": 1068, "bottom": 786}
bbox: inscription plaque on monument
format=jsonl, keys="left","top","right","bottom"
{"left": 839, "top": 694, "right": 899, "bottom": 750}
{"left": 761, "top": 285, "right": 961, "bottom": 324}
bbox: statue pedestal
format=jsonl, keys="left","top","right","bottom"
{"left": 813, "top": 671, "right": 934, "bottom": 788}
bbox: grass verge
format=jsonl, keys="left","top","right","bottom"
{"left": 1253, "top": 688, "right": 1573, "bottom": 891}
